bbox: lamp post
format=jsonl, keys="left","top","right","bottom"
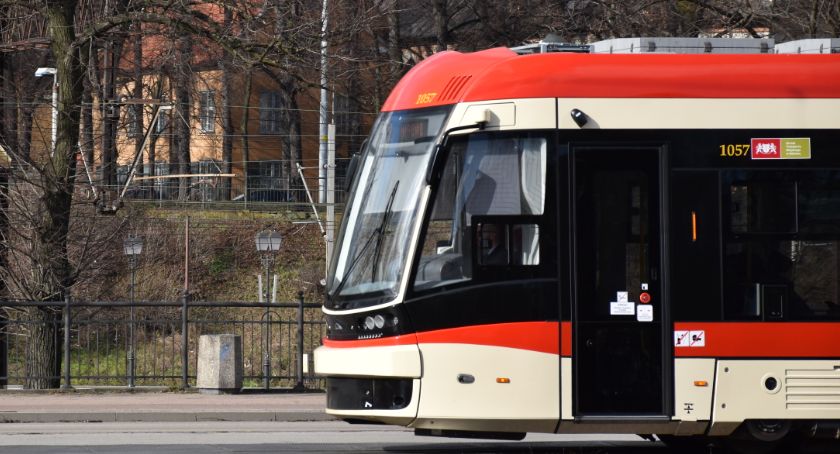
{"left": 34, "top": 67, "right": 57, "bottom": 155}
{"left": 123, "top": 234, "right": 143, "bottom": 388}
{"left": 255, "top": 230, "right": 281, "bottom": 390}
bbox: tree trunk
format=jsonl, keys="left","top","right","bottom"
{"left": 278, "top": 75, "right": 301, "bottom": 190}
{"left": 20, "top": 100, "right": 33, "bottom": 161}
{"left": 220, "top": 5, "right": 234, "bottom": 200}
{"left": 100, "top": 40, "right": 117, "bottom": 189}
{"left": 0, "top": 55, "right": 17, "bottom": 163}
{"left": 239, "top": 67, "right": 252, "bottom": 201}
{"left": 19, "top": 0, "right": 85, "bottom": 389}
{"left": 0, "top": 168, "right": 7, "bottom": 388}
{"left": 147, "top": 78, "right": 165, "bottom": 180}
{"left": 80, "top": 44, "right": 95, "bottom": 182}
{"left": 133, "top": 27, "right": 144, "bottom": 178}
{"left": 432, "top": 0, "right": 449, "bottom": 50}
{"left": 24, "top": 307, "right": 61, "bottom": 389}
{"left": 173, "top": 35, "right": 192, "bottom": 200}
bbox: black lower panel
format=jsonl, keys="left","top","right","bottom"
{"left": 406, "top": 279, "right": 559, "bottom": 332}
{"left": 576, "top": 323, "right": 662, "bottom": 414}
{"left": 326, "top": 377, "right": 412, "bottom": 410}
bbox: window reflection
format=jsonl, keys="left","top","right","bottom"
{"left": 414, "top": 133, "right": 547, "bottom": 291}
{"left": 724, "top": 170, "right": 840, "bottom": 320}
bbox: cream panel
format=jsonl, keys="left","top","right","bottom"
{"left": 314, "top": 344, "right": 421, "bottom": 378}
{"left": 417, "top": 343, "right": 559, "bottom": 422}
{"left": 710, "top": 360, "right": 840, "bottom": 436}
{"left": 325, "top": 378, "right": 421, "bottom": 426}
{"left": 674, "top": 358, "right": 716, "bottom": 422}
{"left": 447, "top": 98, "right": 556, "bottom": 132}
{"left": 561, "top": 357, "right": 572, "bottom": 421}
{"left": 557, "top": 98, "right": 840, "bottom": 129}
{"left": 463, "top": 103, "right": 515, "bottom": 127}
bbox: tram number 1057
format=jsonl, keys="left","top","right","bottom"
{"left": 719, "top": 143, "right": 751, "bottom": 157}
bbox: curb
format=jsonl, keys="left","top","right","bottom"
{"left": 0, "top": 387, "right": 326, "bottom": 395}
{"left": 0, "top": 411, "right": 335, "bottom": 423}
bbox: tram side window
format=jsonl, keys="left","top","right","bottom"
{"left": 723, "top": 170, "right": 840, "bottom": 320}
{"left": 670, "top": 171, "right": 722, "bottom": 321}
{"left": 413, "top": 133, "right": 547, "bottom": 291}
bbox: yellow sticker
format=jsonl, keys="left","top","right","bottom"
{"left": 415, "top": 92, "right": 437, "bottom": 105}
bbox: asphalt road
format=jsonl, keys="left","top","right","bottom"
{"left": 3, "top": 420, "right": 840, "bottom": 453}
{"left": 1, "top": 392, "right": 838, "bottom": 453}
{"left": 0, "top": 420, "right": 667, "bottom": 453}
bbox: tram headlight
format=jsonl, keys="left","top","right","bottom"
{"left": 364, "top": 316, "right": 376, "bottom": 330}
{"left": 374, "top": 314, "right": 385, "bottom": 329}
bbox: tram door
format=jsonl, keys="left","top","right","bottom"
{"left": 571, "top": 145, "right": 669, "bottom": 417}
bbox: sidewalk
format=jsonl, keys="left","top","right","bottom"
{"left": 0, "top": 388, "right": 330, "bottom": 423}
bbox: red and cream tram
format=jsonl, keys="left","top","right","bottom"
{"left": 315, "top": 43, "right": 840, "bottom": 452}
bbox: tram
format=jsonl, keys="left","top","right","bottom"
{"left": 314, "top": 42, "right": 840, "bottom": 452}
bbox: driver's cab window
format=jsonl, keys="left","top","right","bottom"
{"left": 414, "top": 132, "right": 546, "bottom": 291}
{"left": 476, "top": 221, "right": 541, "bottom": 266}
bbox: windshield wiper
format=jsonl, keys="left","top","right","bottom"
{"left": 370, "top": 181, "right": 399, "bottom": 282}
{"left": 329, "top": 181, "right": 400, "bottom": 298}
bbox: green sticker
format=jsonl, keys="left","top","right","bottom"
{"left": 781, "top": 138, "right": 811, "bottom": 159}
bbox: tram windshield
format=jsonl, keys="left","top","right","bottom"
{"left": 326, "top": 106, "right": 452, "bottom": 308}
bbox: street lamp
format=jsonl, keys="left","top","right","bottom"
{"left": 123, "top": 234, "right": 143, "bottom": 388}
{"left": 255, "top": 230, "right": 281, "bottom": 389}
{"left": 34, "top": 67, "right": 57, "bottom": 155}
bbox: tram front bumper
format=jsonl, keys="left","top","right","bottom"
{"left": 314, "top": 343, "right": 422, "bottom": 425}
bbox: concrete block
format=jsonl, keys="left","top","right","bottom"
{"left": 196, "top": 334, "right": 243, "bottom": 394}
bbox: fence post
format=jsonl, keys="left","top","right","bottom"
{"left": 263, "top": 306, "right": 271, "bottom": 391}
{"left": 181, "top": 291, "right": 190, "bottom": 389}
{"left": 62, "top": 295, "right": 72, "bottom": 390}
{"left": 294, "top": 291, "right": 305, "bottom": 391}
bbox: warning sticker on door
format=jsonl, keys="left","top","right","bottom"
{"left": 616, "top": 291, "right": 629, "bottom": 303}
{"left": 637, "top": 305, "right": 653, "bottom": 322}
{"left": 674, "top": 330, "right": 706, "bottom": 348}
{"left": 610, "top": 301, "right": 635, "bottom": 316}
{"left": 689, "top": 331, "right": 705, "bottom": 347}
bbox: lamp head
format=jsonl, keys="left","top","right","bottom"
{"left": 35, "top": 67, "right": 57, "bottom": 77}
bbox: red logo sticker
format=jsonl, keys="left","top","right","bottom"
{"left": 639, "top": 292, "right": 651, "bottom": 304}
{"left": 751, "top": 138, "right": 781, "bottom": 159}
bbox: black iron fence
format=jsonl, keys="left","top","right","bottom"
{"left": 0, "top": 293, "right": 326, "bottom": 390}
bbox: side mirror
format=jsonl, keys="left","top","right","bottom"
{"left": 344, "top": 151, "right": 362, "bottom": 193}
{"left": 426, "top": 122, "right": 486, "bottom": 184}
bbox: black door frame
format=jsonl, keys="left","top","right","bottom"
{"left": 569, "top": 143, "right": 672, "bottom": 420}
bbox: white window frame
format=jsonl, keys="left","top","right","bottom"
{"left": 259, "top": 91, "right": 282, "bottom": 134}
{"left": 199, "top": 90, "right": 216, "bottom": 133}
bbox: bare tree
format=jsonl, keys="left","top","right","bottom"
{"left": 0, "top": 0, "right": 380, "bottom": 388}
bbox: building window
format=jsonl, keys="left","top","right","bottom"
{"left": 126, "top": 105, "right": 140, "bottom": 137}
{"left": 199, "top": 91, "right": 216, "bottom": 133}
{"left": 247, "top": 160, "right": 283, "bottom": 190}
{"left": 260, "top": 92, "right": 282, "bottom": 134}
{"left": 155, "top": 110, "right": 169, "bottom": 134}
{"left": 334, "top": 93, "right": 352, "bottom": 136}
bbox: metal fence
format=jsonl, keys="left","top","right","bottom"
{"left": 0, "top": 293, "right": 326, "bottom": 390}
{"left": 107, "top": 158, "right": 353, "bottom": 209}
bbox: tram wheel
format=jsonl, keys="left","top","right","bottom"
{"left": 724, "top": 420, "right": 801, "bottom": 454}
